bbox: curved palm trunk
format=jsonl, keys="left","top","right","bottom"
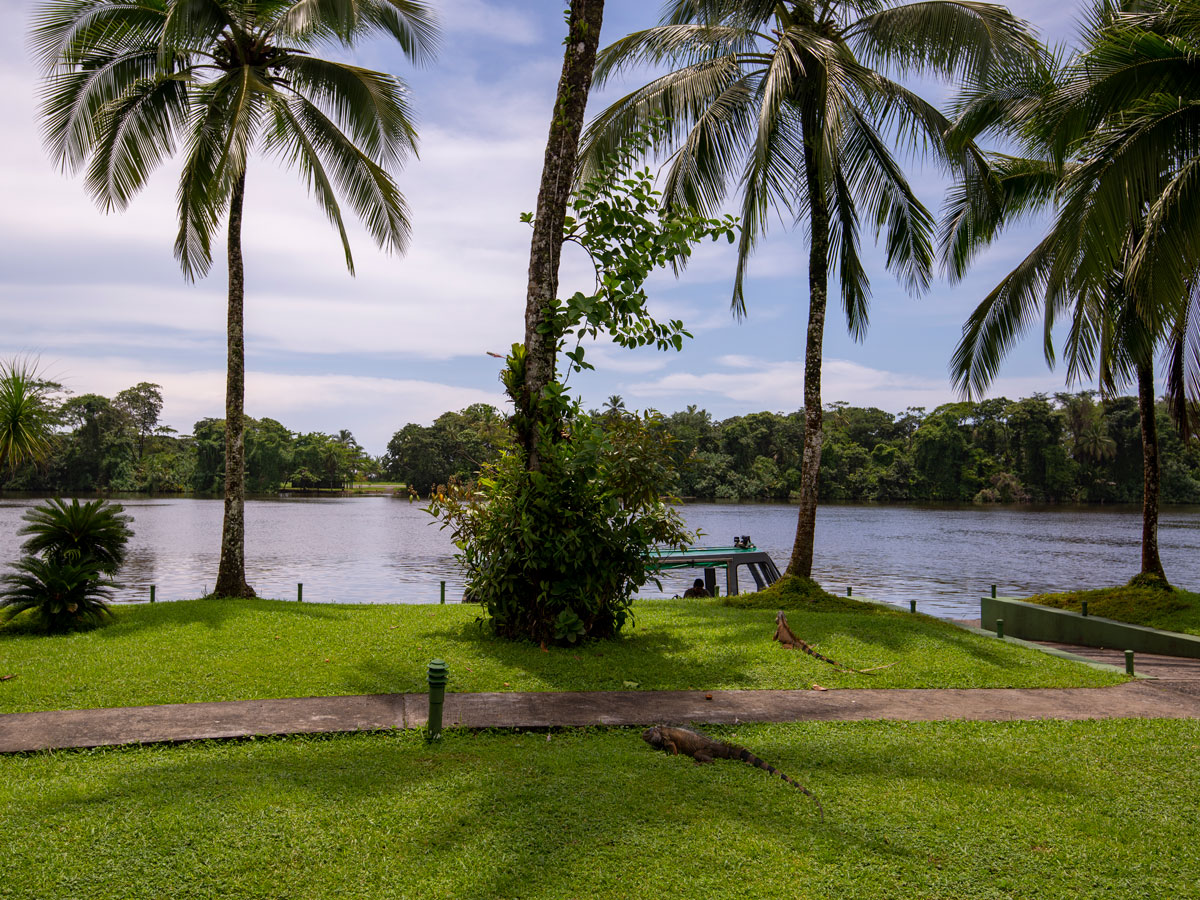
{"left": 788, "top": 116, "right": 830, "bottom": 579}
{"left": 521, "top": 0, "right": 605, "bottom": 471}
{"left": 1136, "top": 361, "right": 1166, "bottom": 580}
{"left": 215, "top": 170, "right": 256, "bottom": 598}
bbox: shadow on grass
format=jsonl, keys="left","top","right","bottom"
{"left": 4, "top": 724, "right": 1101, "bottom": 900}
{"left": 92, "top": 596, "right": 352, "bottom": 639}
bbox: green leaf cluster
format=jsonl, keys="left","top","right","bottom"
{"left": 0, "top": 498, "right": 132, "bottom": 633}
{"left": 430, "top": 410, "right": 694, "bottom": 646}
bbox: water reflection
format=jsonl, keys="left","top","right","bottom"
{"left": 0, "top": 495, "right": 1196, "bottom": 619}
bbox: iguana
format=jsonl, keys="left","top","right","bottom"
{"left": 773, "top": 610, "right": 894, "bottom": 674}
{"left": 642, "top": 725, "right": 824, "bottom": 820}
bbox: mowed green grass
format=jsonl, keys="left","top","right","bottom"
{"left": 1, "top": 720, "right": 1196, "bottom": 899}
{"left": 1027, "top": 585, "right": 1200, "bottom": 635}
{"left": 0, "top": 597, "right": 1121, "bottom": 713}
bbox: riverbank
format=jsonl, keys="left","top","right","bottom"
{"left": 2, "top": 720, "right": 1196, "bottom": 899}
{"left": 0, "top": 597, "right": 1123, "bottom": 713}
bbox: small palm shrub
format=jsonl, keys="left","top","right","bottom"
{"left": 1, "top": 498, "right": 132, "bottom": 633}
{"left": 18, "top": 498, "right": 132, "bottom": 573}
{"left": 1, "top": 556, "right": 115, "bottom": 633}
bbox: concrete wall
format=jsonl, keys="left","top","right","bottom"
{"left": 980, "top": 597, "right": 1200, "bottom": 658}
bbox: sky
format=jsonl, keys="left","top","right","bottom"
{"left": 0, "top": 0, "right": 1098, "bottom": 454}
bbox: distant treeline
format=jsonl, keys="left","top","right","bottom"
{"left": 3, "top": 384, "right": 1199, "bottom": 504}
{"left": 0, "top": 383, "right": 376, "bottom": 494}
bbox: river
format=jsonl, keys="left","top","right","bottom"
{"left": 0, "top": 495, "right": 1197, "bottom": 619}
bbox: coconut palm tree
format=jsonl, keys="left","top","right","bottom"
{"left": 0, "top": 359, "right": 58, "bottom": 475}
{"left": 945, "top": 0, "right": 1200, "bottom": 582}
{"left": 33, "top": 0, "right": 438, "bottom": 597}
{"left": 581, "top": 0, "right": 1040, "bottom": 578}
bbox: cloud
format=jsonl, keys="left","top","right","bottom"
{"left": 440, "top": 0, "right": 541, "bottom": 45}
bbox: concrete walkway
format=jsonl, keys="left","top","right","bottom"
{"left": 4, "top": 676, "right": 1200, "bottom": 754}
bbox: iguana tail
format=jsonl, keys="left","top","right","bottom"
{"left": 732, "top": 746, "right": 825, "bottom": 821}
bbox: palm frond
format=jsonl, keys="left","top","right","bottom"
{"left": 579, "top": 56, "right": 758, "bottom": 213}
{"left": 82, "top": 72, "right": 190, "bottom": 211}
{"left": 278, "top": 0, "right": 438, "bottom": 63}
{"left": 289, "top": 92, "right": 412, "bottom": 257}
{"left": 40, "top": 48, "right": 162, "bottom": 173}
{"left": 847, "top": 0, "right": 1041, "bottom": 82}
{"left": 950, "top": 229, "right": 1057, "bottom": 397}
{"left": 839, "top": 104, "right": 935, "bottom": 297}
{"left": 939, "top": 152, "right": 1058, "bottom": 279}
{"left": 283, "top": 54, "right": 417, "bottom": 166}
{"left": 593, "top": 23, "right": 758, "bottom": 83}
{"left": 262, "top": 91, "right": 356, "bottom": 271}
{"left": 829, "top": 161, "right": 871, "bottom": 340}
{"left": 30, "top": 0, "right": 167, "bottom": 72}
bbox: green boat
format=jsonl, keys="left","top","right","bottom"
{"left": 646, "top": 537, "right": 781, "bottom": 597}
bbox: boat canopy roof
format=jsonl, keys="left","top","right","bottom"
{"left": 646, "top": 546, "right": 774, "bottom": 570}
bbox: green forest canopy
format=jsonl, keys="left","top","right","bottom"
{"left": 2, "top": 384, "right": 1197, "bottom": 505}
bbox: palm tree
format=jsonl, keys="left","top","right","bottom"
{"left": 946, "top": 0, "right": 1200, "bottom": 582}
{"left": 0, "top": 359, "right": 58, "bottom": 475}
{"left": 581, "top": 0, "right": 1039, "bottom": 578}
{"left": 33, "top": 0, "right": 438, "bottom": 597}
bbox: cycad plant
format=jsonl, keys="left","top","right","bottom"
{"left": 0, "top": 557, "right": 116, "bottom": 634}
{"left": 18, "top": 497, "right": 133, "bottom": 574}
{"left": 581, "top": 0, "right": 1040, "bottom": 578}
{"left": 1, "top": 498, "right": 132, "bottom": 633}
{"left": 32, "top": 0, "right": 438, "bottom": 597}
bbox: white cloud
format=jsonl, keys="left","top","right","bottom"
{"left": 440, "top": 0, "right": 542, "bottom": 45}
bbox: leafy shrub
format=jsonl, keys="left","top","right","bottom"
{"left": 1, "top": 498, "right": 131, "bottom": 633}
{"left": 433, "top": 412, "right": 692, "bottom": 645}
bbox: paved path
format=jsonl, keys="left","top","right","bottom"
{"left": 4, "top": 677, "right": 1200, "bottom": 754}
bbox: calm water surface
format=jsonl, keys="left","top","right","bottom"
{"left": 1, "top": 495, "right": 1197, "bottom": 619}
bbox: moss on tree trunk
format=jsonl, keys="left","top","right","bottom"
{"left": 215, "top": 170, "right": 256, "bottom": 599}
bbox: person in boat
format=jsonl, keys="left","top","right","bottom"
{"left": 682, "top": 578, "right": 710, "bottom": 598}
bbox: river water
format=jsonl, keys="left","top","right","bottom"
{"left": 0, "top": 495, "right": 1197, "bottom": 619}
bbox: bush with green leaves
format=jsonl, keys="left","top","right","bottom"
{"left": 432, "top": 398, "right": 692, "bottom": 645}
{"left": 1, "top": 498, "right": 132, "bottom": 633}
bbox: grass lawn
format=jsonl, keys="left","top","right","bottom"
{"left": 1025, "top": 584, "right": 1200, "bottom": 635}
{"left": 1, "top": 719, "right": 1196, "bottom": 899}
{"left": 0, "top": 597, "right": 1122, "bottom": 713}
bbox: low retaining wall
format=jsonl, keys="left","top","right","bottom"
{"left": 980, "top": 596, "right": 1200, "bottom": 659}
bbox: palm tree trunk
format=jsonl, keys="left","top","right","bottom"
{"left": 1136, "top": 360, "right": 1166, "bottom": 580}
{"left": 215, "top": 170, "right": 256, "bottom": 598}
{"left": 521, "top": 0, "right": 605, "bottom": 471}
{"left": 787, "top": 114, "right": 829, "bottom": 579}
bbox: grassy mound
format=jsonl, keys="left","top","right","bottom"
{"left": 723, "top": 575, "right": 881, "bottom": 613}
{"left": 1025, "top": 582, "right": 1200, "bottom": 635}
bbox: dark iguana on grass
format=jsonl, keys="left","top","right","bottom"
{"left": 773, "top": 610, "right": 894, "bottom": 674}
{"left": 642, "top": 725, "right": 824, "bottom": 820}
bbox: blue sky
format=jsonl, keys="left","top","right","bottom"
{"left": 0, "top": 0, "right": 1096, "bottom": 454}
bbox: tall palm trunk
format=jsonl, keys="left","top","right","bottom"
{"left": 215, "top": 169, "right": 255, "bottom": 598}
{"left": 521, "top": 0, "right": 604, "bottom": 471}
{"left": 788, "top": 110, "right": 830, "bottom": 579}
{"left": 1136, "top": 360, "right": 1166, "bottom": 580}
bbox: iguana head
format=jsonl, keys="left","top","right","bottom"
{"left": 642, "top": 726, "right": 665, "bottom": 749}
